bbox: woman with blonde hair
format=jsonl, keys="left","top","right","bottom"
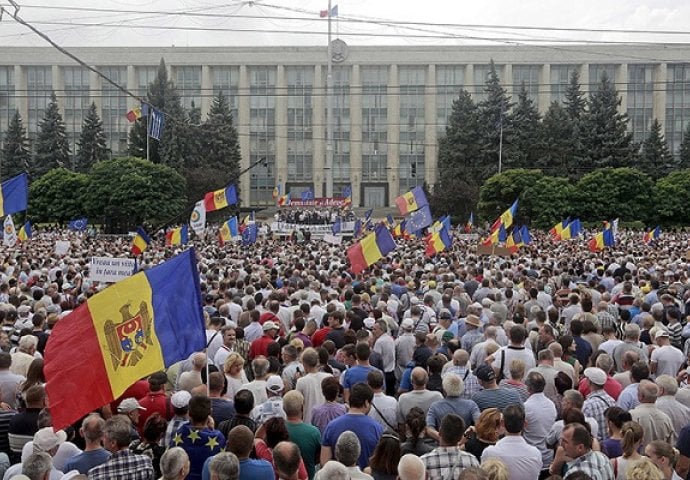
{"left": 463, "top": 408, "right": 502, "bottom": 461}
{"left": 645, "top": 440, "right": 681, "bottom": 480}
{"left": 223, "top": 352, "right": 248, "bottom": 400}
{"left": 625, "top": 458, "right": 664, "bottom": 480}
{"left": 498, "top": 359, "right": 529, "bottom": 402}
{"left": 610, "top": 421, "right": 644, "bottom": 480}
{"left": 480, "top": 457, "right": 508, "bottom": 480}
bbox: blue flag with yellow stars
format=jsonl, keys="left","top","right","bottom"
{"left": 171, "top": 424, "right": 225, "bottom": 476}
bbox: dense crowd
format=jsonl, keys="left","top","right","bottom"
{"left": 274, "top": 208, "right": 355, "bottom": 225}
{"left": 0, "top": 227, "right": 689, "bottom": 480}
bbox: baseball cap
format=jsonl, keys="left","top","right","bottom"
{"left": 401, "top": 318, "right": 414, "bottom": 330}
{"left": 33, "top": 427, "right": 67, "bottom": 452}
{"left": 262, "top": 320, "right": 280, "bottom": 332}
{"left": 171, "top": 391, "right": 192, "bottom": 409}
{"left": 117, "top": 398, "right": 147, "bottom": 413}
{"left": 266, "top": 375, "right": 284, "bottom": 393}
{"left": 584, "top": 367, "right": 607, "bottom": 386}
{"left": 475, "top": 365, "right": 496, "bottom": 382}
{"left": 655, "top": 330, "right": 670, "bottom": 339}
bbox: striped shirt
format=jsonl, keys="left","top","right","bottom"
{"left": 471, "top": 387, "right": 523, "bottom": 412}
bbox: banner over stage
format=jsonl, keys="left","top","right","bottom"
{"left": 279, "top": 197, "right": 350, "bottom": 207}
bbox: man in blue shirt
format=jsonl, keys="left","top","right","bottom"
{"left": 320, "top": 383, "right": 383, "bottom": 470}
{"left": 63, "top": 413, "right": 111, "bottom": 474}
{"left": 202, "top": 425, "right": 274, "bottom": 480}
{"left": 341, "top": 343, "right": 384, "bottom": 402}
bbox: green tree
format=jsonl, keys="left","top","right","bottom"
{"left": 573, "top": 167, "right": 654, "bottom": 222}
{"left": 184, "top": 92, "right": 242, "bottom": 203}
{"left": 581, "top": 72, "right": 636, "bottom": 170}
{"left": 76, "top": 102, "right": 109, "bottom": 173}
{"left": 478, "top": 168, "right": 544, "bottom": 223}
{"left": 639, "top": 119, "right": 674, "bottom": 180}
{"left": 563, "top": 69, "right": 587, "bottom": 121}
{"left": 1, "top": 110, "right": 31, "bottom": 180}
{"left": 431, "top": 89, "right": 482, "bottom": 217}
{"left": 33, "top": 92, "right": 70, "bottom": 178}
{"left": 677, "top": 120, "right": 690, "bottom": 169}
{"left": 84, "top": 157, "right": 187, "bottom": 232}
{"left": 478, "top": 60, "right": 514, "bottom": 179}
{"left": 522, "top": 176, "right": 576, "bottom": 228}
{"left": 541, "top": 102, "right": 574, "bottom": 176}
{"left": 561, "top": 69, "right": 588, "bottom": 177}
{"left": 505, "top": 85, "right": 543, "bottom": 170}
{"left": 28, "top": 168, "right": 89, "bottom": 223}
{"left": 656, "top": 169, "right": 690, "bottom": 226}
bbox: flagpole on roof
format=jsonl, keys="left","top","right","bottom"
{"left": 325, "top": 0, "right": 334, "bottom": 199}
{"left": 146, "top": 104, "right": 150, "bottom": 164}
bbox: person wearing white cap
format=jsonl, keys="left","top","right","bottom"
{"left": 4, "top": 428, "right": 67, "bottom": 480}
{"left": 117, "top": 397, "right": 146, "bottom": 441}
{"left": 249, "top": 321, "right": 280, "bottom": 360}
{"left": 581, "top": 367, "right": 615, "bottom": 442}
{"left": 394, "top": 318, "right": 416, "bottom": 380}
{"left": 250, "top": 375, "right": 287, "bottom": 426}
{"left": 650, "top": 329, "right": 684, "bottom": 377}
{"left": 163, "top": 391, "right": 191, "bottom": 448}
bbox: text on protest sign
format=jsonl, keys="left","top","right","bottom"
{"left": 89, "top": 257, "right": 136, "bottom": 283}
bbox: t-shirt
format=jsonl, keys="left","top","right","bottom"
{"left": 201, "top": 456, "right": 274, "bottom": 480}
{"left": 471, "top": 387, "right": 523, "bottom": 411}
{"left": 171, "top": 425, "right": 226, "bottom": 480}
{"left": 651, "top": 345, "right": 685, "bottom": 377}
{"left": 62, "top": 448, "right": 111, "bottom": 474}
{"left": 491, "top": 346, "right": 536, "bottom": 381}
{"left": 342, "top": 365, "right": 383, "bottom": 391}
{"left": 322, "top": 413, "right": 383, "bottom": 470}
{"left": 286, "top": 421, "right": 322, "bottom": 480}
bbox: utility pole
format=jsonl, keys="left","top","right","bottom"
{"left": 325, "top": 0, "right": 334, "bottom": 198}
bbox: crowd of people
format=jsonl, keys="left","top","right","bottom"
{"left": 0, "top": 226, "right": 689, "bottom": 480}
{"left": 274, "top": 208, "right": 355, "bottom": 225}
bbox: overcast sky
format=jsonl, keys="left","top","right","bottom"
{"left": 1, "top": 0, "right": 690, "bottom": 48}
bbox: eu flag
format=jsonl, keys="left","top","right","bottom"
{"left": 68, "top": 217, "right": 88, "bottom": 231}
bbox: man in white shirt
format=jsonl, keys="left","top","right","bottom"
{"left": 523, "top": 371, "right": 557, "bottom": 475}
{"left": 295, "top": 348, "right": 332, "bottom": 424}
{"left": 481, "top": 404, "right": 542, "bottom": 480}
{"left": 654, "top": 375, "right": 690, "bottom": 433}
{"left": 598, "top": 326, "right": 623, "bottom": 357}
{"left": 650, "top": 330, "right": 684, "bottom": 377}
{"left": 367, "top": 370, "right": 398, "bottom": 433}
{"left": 372, "top": 319, "right": 396, "bottom": 396}
{"left": 491, "top": 325, "right": 535, "bottom": 381}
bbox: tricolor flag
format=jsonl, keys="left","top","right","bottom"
{"left": 560, "top": 219, "right": 581, "bottom": 240}
{"left": 643, "top": 226, "right": 661, "bottom": 245}
{"left": 44, "top": 249, "right": 206, "bottom": 430}
{"left": 165, "top": 224, "right": 189, "bottom": 247}
{"left": 464, "top": 212, "right": 474, "bottom": 233}
{"left": 319, "top": 4, "right": 338, "bottom": 17}
{"left": 0, "top": 173, "right": 29, "bottom": 217}
{"left": 219, "top": 217, "right": 239, "bottom": 245}
{"left": 425, "top": 221, "right": 452, "bottom": 257}
{"left": 588, "top": 224, "right": 615, "bottom": 252}
{"left": 395, "top": 186, "right": 428, "bottom": 216}
{"left": 506, "top": 227, "right": 523, "bottom": 253}
{"left": 347, "top": 224, "right": 396, "bottom": 274}
{"left": 17, "top": 221, "right": 32, "bottom": 242}
{"left": 550, "top": 217, "right": 570, "bottom": 240}
{"left": 131, "top": 227, "right": 151, "bottom": 256}
{"left": 497, "top": 199, "right": 519, "bottom": 231}
{"left": 204, "top": 184, "right": 238, "bottom": 212}
{"left": 125, "top": 107, "right": 142, "bottom": 123}
{"left": 278, "top": 192, "right": 291, "bottom": 207}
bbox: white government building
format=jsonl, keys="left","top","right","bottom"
{"left": 1, "top": 43, "right": 689, "bottom": 207}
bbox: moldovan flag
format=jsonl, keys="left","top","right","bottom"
{"left": 165, "top": 224, "right": 188, "bottom": 246}
{"left": 395, "top": 186, "right": 428, "bottom": 216}
{"left": 17, "top": 221, "right": 32, "bottom": 242}
{"left": 44, "top": 248, "right": 205, "bottom": 430}
{"left": 0, "top": 173, "right": 29, "bottom": 217}
{"left": 347, "top": 224, "right": 396, "bottom": 274}
{"left": 219, "top": 217, "right": 239, "bottom": 245}
{"left": 425, "top": 224, "right": 452, "bottom": 257}
{"left": 204, "top": 184, "right": 238, "bottom": 212}
{"left": 131, "top": 227, "right": 150, "bottom": 256}
{"left": 643, "top": 226, "right": 661, "bottom": 245}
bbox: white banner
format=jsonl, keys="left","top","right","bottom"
{"left": 3, "top": 216, "right": 16, "bottom": 247}
{"left": 190, "top": 200, "right": 206, "bottom": 235}
{"left": 55, "top": 241, "right": 71, "bottom": 256}
{"left": 90, "top": 256, "right": 136, "bottom": 283}
{"left": 322, "top": 233, "right": 343, "bottom": 245}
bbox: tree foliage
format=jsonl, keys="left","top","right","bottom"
{"left": 638, "top": 119, "right": 674, "bottom": 180}
{"left": 522, "top": 176, "right": 576, "bottom": 228}
{"left": 478, "top": 60, "right": 514, "bottom": 179}
{"left": 1, "top": 110, "right": 31, "bottom": 180}
{"left": 33, "top": 92, "right": 70, "bottom": 178}
{"left": 84, "top": 157, "right": 187, "bottom": 232}
{"left": 679, "top": 121, "right": 690, "bottom": 170}
{"left": 477, "top": 169, "right": 544, "bottom": 223}
{"left": 505, "top": 85, "right": 543, "bottom": 170}
{"left": 76, "top": 102, "right": 109, "bottom": 173}
{"left": 656, "top": 169, "right": 690, "bottom": 226}
{"left": 28, "top": 168, "right": 89, "bottom": 223}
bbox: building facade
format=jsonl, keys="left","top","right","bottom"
{"left": 1, "top": 44, "right": 689, "bottom": 207}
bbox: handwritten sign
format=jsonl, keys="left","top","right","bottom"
{"left": 89, "top": 256, "right": 135, "bottom": 283}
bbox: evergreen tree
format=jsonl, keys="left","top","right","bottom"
{"left": 505, "top": 84, "right": 543, "bottom": 170}
{"left": 561, "top": 69, "right": 588, "bottom": 176}
{"left": 679, "top": 120, "right": 690, "bottom": 169}
{"left": 478, "top": 60, "right": 514, "bottom": 179}
{"left": 542, "top": 102, "right": 573, "bottom": 175}
{"left": 76, "top": 102, "right": 109, "bottom": 172}
{"left": 431, "top": 89, "right": 482, "bottom": 217}
{"left": 185, "top": 92, "right": 242, "bottom": 203}
{"left": 563, "top": 69, "right": 587, "bottom": 120}
{"left": 1, "top": 110, "right": 31, "bottom": 180}
{"left": 639, "top": 119, "right": 674, "bottom": 179}
{"left": 128, "top": 58, "right": 188, "bottom": 166}
{"left": 33, "top": 92, "right": 70, "bottom": 178}
{"left": 581, "top": 72, "right": 636, "bottom": 170}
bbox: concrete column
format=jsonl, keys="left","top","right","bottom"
{"left": 425, "top": 64, "right": 437, "bottom": 186}
{"left": 465, "top": 64, "right": 474, "bottom": 94}
{"left": 653, "top": 63, "right": 667, "bottom": 136}
{"left": 350, "top": 65, "right": 362, "bottom": 207}
{"left": 387, "top": 64, "right": 400, "bottom": 206}
{"left": 90, "top": 69, "right": 102, "bottom": 114}
{"left": 14, "top": 66, "right": 27, "bottom": 122}
{"left": 126, "top": 66, "right": 137, "bottom": 110}
{"left": 201, "top": 65, "right": 212, "bottom": 119}
{"left": 237, "top": 65, "right": 251, "bottom": 205}
{"left": 503, "top": 64, "right": 513, "bottom": 101}
{"left": 538, "top": 64, "right": 551, "bottom": 113}
{"left": 275, "top": 65, "right": 288, "bottom": 191}
{"left": 616, "top": 63, "right": 628, "bottom": 115}
{"left": 312, "top": 65, "right": 325, "bottom": 196}
{"left": 52, "top": 66, "right": 64, "bottom": 114}
{"left": 580, "top": 64, "right": 590, "bottom": 95}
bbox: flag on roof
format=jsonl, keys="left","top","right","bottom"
{"left": 319, "top": 4, "right": 338, "bottom": 17}
{"left": 125, "top": 107, "right": 142, "bottom": 123}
